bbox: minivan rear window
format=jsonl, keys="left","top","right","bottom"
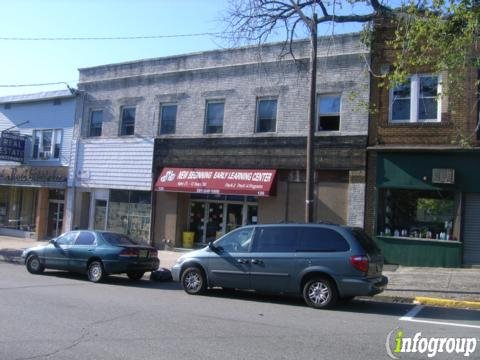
{"left": 349, "top": 228, "right": 381, "bottom": 254}
{"left": 252, "top": 226, "right": 301, "bottom": 252}
{"left": 298, "top": 227, "right": 350, "bottom": 252}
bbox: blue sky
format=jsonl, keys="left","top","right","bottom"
{"left": 0, "top": 0, "right": 363, "bottom": 97}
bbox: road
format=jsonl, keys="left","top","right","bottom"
{"left": 0, "top": 262, "right": 479, "bottom": 360}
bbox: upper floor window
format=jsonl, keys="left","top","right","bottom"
{"left": 390, "top": 74, "right": 441, "bottom": 123}
{"left": 120, "top": 106, "right": 136, "bottom": 136}
{"left": 159, "top": 104, "right": 177, "bottom": 135}
{"left": 32, "top": 129, "right": 62, "bottom": 160}
{"left": 89, "top": 110, "right": 103, "bottom": 137}
{"left": 256, "top": 98, "right": 277, "bottom": 133}
{"left": 317, "top": 94, "right": 341, "bottom": 131}
{"left": 205, "top": 100, "right": 224, "bottom": 134}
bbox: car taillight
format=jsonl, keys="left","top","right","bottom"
{"left": 149, "top": 250, "right": 158, "bottom": 258}
{"left": 350, "top": 255, "right": 369, "bottom": 273}
{"left": 119, "top": 248, "right": 139, "bottom": 258}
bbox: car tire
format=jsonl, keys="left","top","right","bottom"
{"left": 87, "top": 261, "right": 105, "bottom": 283}
{"left": 26, "top": 254, "right": 45, "bottom": 274}
{"left": 181, "top": 267, "right": 206, "bottom": 295}
{"left": 126, "top": 271, "right": 145, "bottom": 280}
{"left": 302, "top": 277, "right": 338, "bottom": 309}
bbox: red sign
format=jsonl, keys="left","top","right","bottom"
{"left": 154, "top": 167, "right": 276, "bottom": 197}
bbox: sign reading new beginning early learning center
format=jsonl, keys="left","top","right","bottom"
{"left": 154, "top": 167, "right": 277, "bottom": 197}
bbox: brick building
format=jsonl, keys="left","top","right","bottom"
{"left": 365, "top": 18, "right": 480, "bottom": 267}
{"left": 69, "top": 33, "right": 371, "bottom": 247}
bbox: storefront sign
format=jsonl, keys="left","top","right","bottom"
{"left": 432, "top": 168, "right": 455, "bottom": 184}
{"left": 0, "top": 132, "right": 26, "bottom": 162}
{"left": 154, "top": 167, "right": 276, "bottom": 196}
{"left": 0, "top": 166, "right": 68, "bottom": 187}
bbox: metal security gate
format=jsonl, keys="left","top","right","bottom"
{"left": 463, "top": 193, "right": 480, "bottom": 266}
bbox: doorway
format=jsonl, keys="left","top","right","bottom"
{"left": 47, "top": 200, "right": 64, "bottom": 238}
{"left": 188, "top": 196, "right": 258, "bottom": 244}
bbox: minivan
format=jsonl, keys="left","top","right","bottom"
{"left": 171, "top": 224, "right": 388, "bottom": 308}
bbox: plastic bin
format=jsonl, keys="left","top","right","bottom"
{"left": 182, "top": 231, "right": 195, "bottom": 248}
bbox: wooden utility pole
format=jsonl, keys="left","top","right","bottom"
{"left": 305, "top": 15, "right": 317, "bottom": 223}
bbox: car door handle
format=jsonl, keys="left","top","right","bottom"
{"left": 236, "top": 259, "right": 249, "bottom": 264}
{"left": 87, "top": 249, "right": 94, "bottom": 252}
{"left": 251, "top": 259, "right": 263, "bottom": 265}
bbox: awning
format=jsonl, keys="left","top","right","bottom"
{"left": 154, "top": 167, "right": 276, "bottom": 197}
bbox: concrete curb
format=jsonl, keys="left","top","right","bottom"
{"left": 0, "top": 255, "right": 23, "bottom": 264}
{"left": 415, "top": 296, "right": 480, "bottom": 310}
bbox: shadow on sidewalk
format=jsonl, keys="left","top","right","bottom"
{"left": 0, "top": 248, "right": 23, "bottom": 263}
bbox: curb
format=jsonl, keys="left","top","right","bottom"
{"left": 415, "top": 296, "right": 480, "bottom": 310}
{"left": 0, "top": 255, "right": 23, "bottom": 264}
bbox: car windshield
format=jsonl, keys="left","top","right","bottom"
{"left": 101, "top": 232, "right": 138, "bottom": 246}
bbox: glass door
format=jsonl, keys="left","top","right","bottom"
{"left": 205, "top": 203, "right": 224, "bottom": 243}
{"left": 189, "top": 202, "right": 206, "bottom": 244}
{"left": 47, "top": 201, "right": 64, "bottom": 238}
{"left": 226, "top": 204, "right": 243, "bottom": 233}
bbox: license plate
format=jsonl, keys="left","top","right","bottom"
{"left": 139, "top": 250, "right": 148, "bottom": 258}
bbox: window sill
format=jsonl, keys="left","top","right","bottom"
{"left": 386, "top": 121, "right": 449, "bottom": 127}
{"left": 377, "top": 235, "right": 461, "bottom": 244}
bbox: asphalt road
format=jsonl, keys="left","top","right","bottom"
{"left": 0, "top": 262, "right": 479, "bottom": 360}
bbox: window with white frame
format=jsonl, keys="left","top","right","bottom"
{"left": 317, "top": 94, "right": 341, "bottom": 131}
{"left": 120, "top": 106, "right": 136, "bottom": 136}
{"left": 32, "top": 129, "right": 62, "bottom": 160}
{"left": 256, "top": 98, "right": 277, "bottom": 133}
{"left": 390, "top": 74, "right": 441, "bottom": 123}
{"left": 159, "top": 103, "right": 177, "bottom": 135}
{"left": 205, "top": 100, "right": 224, "bottom": 134}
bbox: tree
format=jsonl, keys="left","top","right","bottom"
{"left": 224, "top": 0, "right": 479, "bottom": 221}
{"left": 224, "top": 0, "right": 389, "bottom": 223}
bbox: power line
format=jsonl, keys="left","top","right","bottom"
{"left": 0, "top": 32, "right": 221, "bottom": 41}
{"left": 0, "top": 81, "right": 73, "bottom": 88}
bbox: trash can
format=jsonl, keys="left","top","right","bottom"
{"left": 182, "top": 231, "right": 195, "bottom": 248}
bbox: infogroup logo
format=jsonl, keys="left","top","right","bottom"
{"left": 386, "top": 328, "right": 477, "bottom": 358}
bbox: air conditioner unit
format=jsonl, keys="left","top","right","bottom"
{"left": 41, "top": 151, "right": 52, "bottom": 159}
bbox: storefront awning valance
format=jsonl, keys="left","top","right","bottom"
{"left": 154, "top": 167, "right": 276, "bottom": 197}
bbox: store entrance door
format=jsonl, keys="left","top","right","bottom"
{"left": 188, "top": 198, "right": 258, "bottom": 245}
{"left": 47, "top": 200, "right": 64, "bottom": 238}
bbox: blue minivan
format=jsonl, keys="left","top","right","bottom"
{"left": 172, "top": 224, "right": 388, "bottom": 308}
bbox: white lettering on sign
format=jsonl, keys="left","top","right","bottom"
{"left": 187, "top": 171, "right": 213, "bottom": 180}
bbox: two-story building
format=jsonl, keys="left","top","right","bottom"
{"left": 0, "top": 90, "right": 76, "bottom": 239}
{"left": 365, "top": 17, "right": 480, "bottom": 267}
{"left": 71, "top": 33, "right": 371, "bottom": 247}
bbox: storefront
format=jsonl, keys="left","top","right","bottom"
{"left": 0, "top": 166, "right": 68, "bottom": 239}
{"left": 154, "top": 167, "right": 274, "bottom": 245}
{"left": 374, "top": 151, "right": 480, "bottom": 267}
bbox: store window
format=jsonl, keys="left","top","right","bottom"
{"left": 120, "top": 107, "right": 136, "bottom": 136}
{"left": 159, "top": 104, "right": 177, "bottom": 135}
{"left": 317, "top": 94, "right": 341, "bottom": 131}
{"left": 390, "top": 74, "right": 441, "bottom": 123}
{"left": 32, "top": 129, "right": 62, "bottom": 160}
{"left": 107, "top": 190, "right": 151, "bottom": 243}
{"left": 256, "top": 98, "right": 277, "bottom": 133}
{"left": 0, "top": 187, "right": 37, "bottom": 231}
{"left": 205, "top": 100, "right": 224, "bottom": 134}
{"left": 377, "top": 189, "right": 458, "bottom": 240}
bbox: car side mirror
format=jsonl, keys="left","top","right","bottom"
{"left": 49, "top": 239, "right": 58, "bottom": 246}
{"left": 208, "top": 241, "right": 221, "bottom": 252}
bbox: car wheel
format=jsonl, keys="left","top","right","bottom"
{"left": 126, "top": 271, "right": 145, "bottom": 280}
{"left": 87, "top": 261, "right": 105, "bottom": 283}
{"left": 26, "top": 254, "right": 45, "bottom": 274}
{"left": 181, "top": 267, "right": 206, "bottom": 295}
{"left": 303, "top": 277, "right": 337, "bottom": 309}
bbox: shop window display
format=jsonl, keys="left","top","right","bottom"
{"left": 107, "top": 190, "right": 151, "bottom": 243}
{"left": 377, "top": 189, "right": 458, "bottom": 241}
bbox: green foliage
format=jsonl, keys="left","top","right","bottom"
{"left": 387, "top": 0, "right": 479, "bottom": 96}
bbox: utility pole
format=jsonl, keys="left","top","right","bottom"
{"left": 305, "top": 14, "right": 317, "bottom": 223}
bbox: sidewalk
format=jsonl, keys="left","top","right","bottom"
{"left": 1, "top": 235, "right": 479, "bottom": 306}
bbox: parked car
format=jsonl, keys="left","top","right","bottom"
{"left": 172, "top": 224, "right": 388, "bottom": 308}
{"left": 21, "top": 231, "right": 159, "bottom": 282}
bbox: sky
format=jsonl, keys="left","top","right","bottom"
{"left": 0, "top": 0, "right": 364, "bottom": 98}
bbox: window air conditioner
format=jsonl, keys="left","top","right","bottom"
{"left": 42, "top": 151, "right": 52, "bottom": 159}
